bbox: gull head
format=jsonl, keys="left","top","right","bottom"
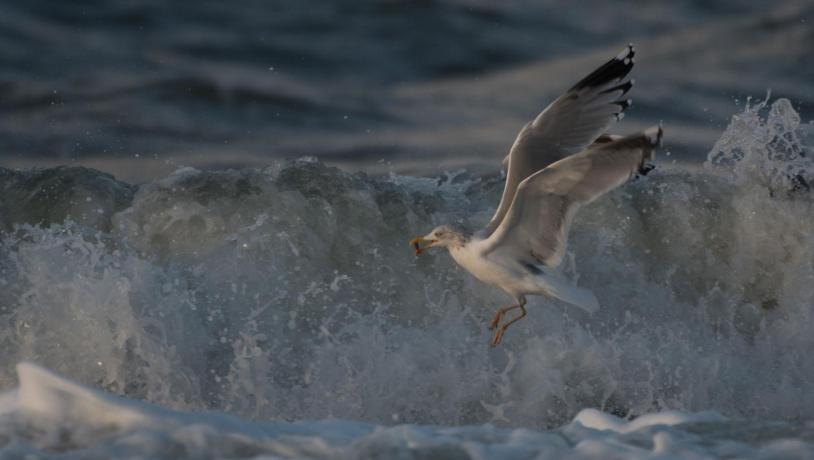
{"left": 410, "top": 225, "right": 465, "bottom": 255}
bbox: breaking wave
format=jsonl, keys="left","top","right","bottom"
{"left": 0, "top": 98, "right": 812, "bottom": 429}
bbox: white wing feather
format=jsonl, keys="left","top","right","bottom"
{"left": 484, "top": 125, "right": 663, "bottom": 268}
{"left": 486, "top": 45, "right": 636, "bottom": 236}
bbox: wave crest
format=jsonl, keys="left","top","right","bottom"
{"left": 0, "top": 100, "right": 812, "bottom": 427}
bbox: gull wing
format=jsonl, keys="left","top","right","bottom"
{"left": 486, "top": 45, "right": 636, "bottom": 236}
{"left": 483, "top": 125, "right": 663, "bottom": 268}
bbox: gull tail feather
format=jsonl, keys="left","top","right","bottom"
{"left": 543, "top": 274, "right": 600, "bottom": 314}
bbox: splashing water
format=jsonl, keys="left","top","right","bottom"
{"left": 709, "top": 95, "right": 813, "bottom": 191}
{"left": 0, "top": 100, "right": 813, "bottom": 436}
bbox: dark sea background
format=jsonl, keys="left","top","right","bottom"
{"left": 2, "top": 0, "right": 813, "bottom": 182}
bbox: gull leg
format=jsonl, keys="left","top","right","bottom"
{"left": 489, "top": 304, "right": 521, "bottom": 331}
{"left": 490, "top": 299, "right": 527, "bottom": 347}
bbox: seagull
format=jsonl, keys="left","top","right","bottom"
{"left": 410, "top": 44, "right": 663, "bottom": 347}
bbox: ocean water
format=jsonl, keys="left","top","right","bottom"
{"left": 1, "top": 0, "right": 812, "bottom": 180}
{"left": 2, "top": 1, "right": 814, "bottom": 456}
{"left": 0, "top": 98, "right": 812, "bottom": 458}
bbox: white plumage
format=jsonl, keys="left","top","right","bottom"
{"left": 411, "top": 44, "right": 663, "bottom": 346}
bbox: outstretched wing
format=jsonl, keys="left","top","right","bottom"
{"left": 486, "top": 45, "right": 636, "bottom": 236}
{"left": 484, "top": 125, "right": 662, "bottom": 268}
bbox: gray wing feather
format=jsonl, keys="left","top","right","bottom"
{"left": 486, "top": 45, "right": 636, "bottom": 236}
{"left": 484, "top": 125, "right": 662, "bottom": 268}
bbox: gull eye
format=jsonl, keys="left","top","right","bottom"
{"left": 434, "top": 232, "right": 441, "bottom": 238}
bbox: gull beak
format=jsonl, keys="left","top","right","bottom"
{"left": 409, "top": 236, "right": 436, "bottom": 255}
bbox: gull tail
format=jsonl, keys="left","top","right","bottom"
{"left": 542, "top": 274, "right": 600, "bottom": 314}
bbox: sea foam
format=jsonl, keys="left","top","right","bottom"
{"left": 0, "top": 100, "right": 812, "bottom": 457}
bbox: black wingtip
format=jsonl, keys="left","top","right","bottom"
{"left": 615, "top": 98, "right": 633, "bottom": 110}
{"left": 651, "top": 122, "right": 664, "bottom": 147}
{"left": 601, "top": 79, "right": 634, "bottom": 97}
{"left": 617, "top": 44, "right": 635, "bottom": 62}
{"left": 638, "top": 163, "right": 656, "bottom": 176}
{"left": 637, "top": 124, "right": 662, "bottom": 177}
{"left": 570, "top": 44, "right": 635, "bottom": 92}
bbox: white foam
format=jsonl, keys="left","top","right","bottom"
{"left": 17, "top": 362, "right": 153, "bottom": 429}
{"left": 573, "top": 408, "right": 727, "bottom": 434}
{"left": 0, "top": 364, "right": 811, "bottom": 459}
